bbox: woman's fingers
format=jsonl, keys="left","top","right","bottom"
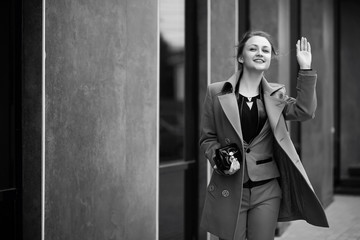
{"left": 296, "top": 40, "right": 300, "bottom": 53}
{"left": 298, "top": 37, "right": 311, "bottom": 52}
{"left": 296, "top": 37, "right": 312, "bottom": 69}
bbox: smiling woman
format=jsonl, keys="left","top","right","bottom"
{"left": 199, "top": 30, "right": 328, "bottom": 240}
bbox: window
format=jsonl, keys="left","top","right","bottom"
{"left": 159, "top": 0, "right": 198, "bottom": 239}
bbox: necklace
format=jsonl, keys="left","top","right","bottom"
{"left": 240, "top": 94, "right": 259, "bottom": 110}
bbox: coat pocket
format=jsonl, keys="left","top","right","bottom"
{"left": 256, "top": 158, "right": 273, "bottom": 165}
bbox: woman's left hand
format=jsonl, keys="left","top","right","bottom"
{"left": 224, "top": 159, "right": 240, "bottom": 175}
{"left": 296, "top": 37, "right": 312, "bottom": 70}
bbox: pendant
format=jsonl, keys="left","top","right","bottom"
{"left": 246, "top": 102, "right": 254, "bottom": 109}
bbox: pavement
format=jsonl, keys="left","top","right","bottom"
{"left": 276, "top": 194, "right": 360, "bottom": 240}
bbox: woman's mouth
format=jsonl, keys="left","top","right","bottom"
{"left": 254, "top": 58, "right": 265, "bottom": 63}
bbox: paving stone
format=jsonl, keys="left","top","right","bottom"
{"left": 276, "top": 195, "right": 360, "bottom": 240}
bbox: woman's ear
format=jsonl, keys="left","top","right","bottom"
{"left": 238, "top": 57, "right": 243, "bottom": 63}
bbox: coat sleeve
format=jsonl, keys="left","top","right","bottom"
{"left": 282, "top": 70, "right": 317, "bottom": 121}
{"left": 199, "top": 85, "right": 221, "bottom": 168}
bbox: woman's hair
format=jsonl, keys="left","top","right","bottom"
{"left": 236, "top": 30, "right": 278, "bottom": 61}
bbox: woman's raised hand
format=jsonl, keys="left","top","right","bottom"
{"left": 296, "top": 37, "right": 312, "bottom": 70}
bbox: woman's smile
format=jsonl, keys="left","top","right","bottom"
{"left": 253, "top": 58, "right": 265, "bottom": 63}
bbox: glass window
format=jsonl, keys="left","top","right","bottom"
{"left": 159, "top": 0, "right": 185, "bottom": 163}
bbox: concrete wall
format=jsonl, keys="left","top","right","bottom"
{"left": 210, "top": 0, "right": 238, "bottom": 82}
{"left": 197, "top": 0, "right": 208, "bottom": 239}
{"left": 301, "top": 0, "right": 335, "bottom": 206}
{"left": 44, "top": 0, "right": 158, "bottom": 239}
{"left": 249, "top": 0, "right": 279, "bottom": 83}
{"left": 340, "top": 0, "right": 360, "bottom": 179}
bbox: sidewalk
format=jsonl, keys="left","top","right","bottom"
{"left": 276, "top": 194, "right": 360, "bottom": 240}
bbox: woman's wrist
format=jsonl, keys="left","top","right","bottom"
{"left": 300, "top": 65, "right": 311, "bottom": 70}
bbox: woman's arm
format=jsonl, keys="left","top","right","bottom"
{"left": 282, "top": 37, "right": 317, "bottom": 121}
{"left": 283, "top": 70, "right": 317, "bottom": 121}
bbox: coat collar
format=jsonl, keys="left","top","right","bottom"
{"left": 220, "top": 71, "right": 241, "bottom": 94}
{"left": 220, "top": 70, "right": 284, "bottom": 95}
{"left": 218, "top": 70, "right": 286, "bottom": 140}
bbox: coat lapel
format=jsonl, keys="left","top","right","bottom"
{"left": 218, "top": 93, "right": 243, "bottom": 140}
{"left": 262, "top": 78, "right": 286, "bottom": 136}
{"left": 217, "top": 71, "right": 243, "bottom": 141}
{"left": 262, "top": 79, "right": 305, "bottom": 170}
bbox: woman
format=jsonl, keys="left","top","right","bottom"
{"left": 199, "top": 31, "right": 329, "bottom": 240}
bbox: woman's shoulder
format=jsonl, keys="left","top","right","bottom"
{"left": 268, "top": 82, "right": 285, "bottom": 89}
{"left": 262, "top": 78, "right": 286, "bottom": 94}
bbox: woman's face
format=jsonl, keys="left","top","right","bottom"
{"left": 239, "top": 36, "right": 272, "bottom": 72}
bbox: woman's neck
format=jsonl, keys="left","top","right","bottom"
{"left": 239, "top": 69, "right": 263, "bottom": 97}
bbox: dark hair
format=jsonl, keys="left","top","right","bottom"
{"left": 236, "top": 30, "right": 278, "bottom": 61}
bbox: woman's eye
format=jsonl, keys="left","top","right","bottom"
{"left": 250, "top": 48, "right": 256, "bottom": 51}
{"left": 263, "top": 49, "right": 270, "bottom": 53}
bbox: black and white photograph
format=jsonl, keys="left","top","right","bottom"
{"left": 1, "top": 0, "right": 359, "bottom": 239}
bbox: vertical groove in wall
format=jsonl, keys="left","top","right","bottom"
{"left": 206, "top": 0, "right": 211, "bottom": 181}
{"left": 41, "top": 0, "right": 46, "bottom": 239}
{"left": 206, "top": 0, "right": 211, "bottom": 239}
{"left": 234, "top": 0, "right": 239, "bottom": 71}
{"left": 206, "top": 0, "right": 211, "bottom": 183}
{"left": 207, "top": 0, "right": 211, "bottom": 87}
{"left": 156, "top": 0, "right": 160, "bottom": 239}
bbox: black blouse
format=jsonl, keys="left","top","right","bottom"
{"left": 238, "top": 94, "right": 267, "bottom": 144}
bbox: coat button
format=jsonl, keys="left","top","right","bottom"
{"left": 246, "top": 148, "right": 251, "bottom": 153}
{"left": 209, "top": 185, "right": 215, "bottom": 192}
{"left": 222, "top": 190, "right": 229, "bottom": 197}
{"left": 225, "top": 138, "right": 231, "bottom": 144}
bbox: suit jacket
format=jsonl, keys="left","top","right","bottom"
{"left": 242, "top": 116, "right": 280, "bottom": 182}
{"left": 199, "top": 70, "right": 329, "bottom": 240}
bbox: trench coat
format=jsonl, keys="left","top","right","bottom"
{"left": 200, "top": 70, "right": 329, "bottom": 240}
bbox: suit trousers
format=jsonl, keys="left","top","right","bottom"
{"left": 220, "top": 179, "right": 282, "bottom": 240}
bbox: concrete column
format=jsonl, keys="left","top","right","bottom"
{"left": 197, "top": 0, "right": 208, "bottom": 239}
{"left": 301, "top": 0, "right": 335, "bottom": 207}
{"left": 44, "top": 0, "right": 158, "bottom": 239}
{"left": 210, "top": 0, "right": 238, "bottom": 83}
{"left": 339, "top": 0, "right": 360, "bottom": 180}
{"left": 249, "top": 0, "right": 279, "bottom": 83}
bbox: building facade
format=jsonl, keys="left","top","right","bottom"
{"left": 2, "top": 0, "right": 360, "bottom": 239}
